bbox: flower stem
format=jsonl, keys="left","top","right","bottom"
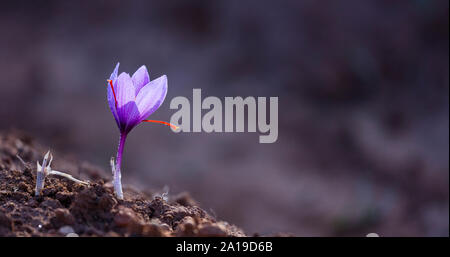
{"left": 114, "top": 132, "right": 127, "bottom": 199}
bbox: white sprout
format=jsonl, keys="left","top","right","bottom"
{"left": 33, "top": 150, "right": 89, "bottom": 196}
{"left": 153, "top": 185, "right": 170, "bottom": 201}
{"left": 161, "top": 185, "right": 169, "bottom": 201}
{"left": 16, "top": 154, "right": 28, "bottom": 167}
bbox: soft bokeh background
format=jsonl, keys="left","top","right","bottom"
{"left": 0, "top": 0, "right": 448, "bottom": 236}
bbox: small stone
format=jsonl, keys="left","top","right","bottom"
{"left": 59, "top": 225, "right": 74, "bottom": 235}
{"left": 198, "top": 223, "right": 227, "bottom": 237}
{"left": 175, "top": 216, "right": 197, "bottom": 236}
{"left": 141, "top": 223, "right": 166, "bottom": 237}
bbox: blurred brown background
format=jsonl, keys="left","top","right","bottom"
{"left": 0, "top": 0, "right": 448, "bottom": 236}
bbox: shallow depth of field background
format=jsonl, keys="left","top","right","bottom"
{"left": 0, "top": 1, "right": 448, "bottom": 236}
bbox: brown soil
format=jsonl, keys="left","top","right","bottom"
{"left": 0, "top": 131, "right": 246, "bottom": 237}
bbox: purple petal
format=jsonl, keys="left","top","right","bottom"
{"left": 107, "top": 63, "right": 120, "bottom": 126}
{"left": 135, "top": 75, "right": 168, "bottom": 122}
{"left": 115, "top": 72, "right": 140, "bottom": 131}
{"left": 132, "top": 65, "right": 150, "bottom": 96}
{"left": 107, "top": 80, "right": 119, "bottom": 126}
{"left": 109, "top": 62, "right": 120, "bottom": 81}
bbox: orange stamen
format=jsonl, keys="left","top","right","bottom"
{"left": 107, "top": 79, "right": 118, "bottom": 108}
{"left": 142, "top": 120, "right": 179, "bottom": 130}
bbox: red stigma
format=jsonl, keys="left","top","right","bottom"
{"left": 142, "top": 120, "right": 179, "bottom": 130}
{"left": 107, "top": 79, "right": 118, "bottom": 108}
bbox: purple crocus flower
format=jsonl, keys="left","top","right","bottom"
{"left": 107, "top": 62, "right": 177, "bottom": 199}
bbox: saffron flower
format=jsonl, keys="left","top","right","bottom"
{"left": 107, "top": 63, "right": 177, "bottom": 199}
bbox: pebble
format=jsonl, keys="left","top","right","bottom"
{"left": 59, "top": 225, "right": 75, "bottom": 235}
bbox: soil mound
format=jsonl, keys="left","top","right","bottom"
{"left": 0, "top": 131, "right": 245, "bottom": 237}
